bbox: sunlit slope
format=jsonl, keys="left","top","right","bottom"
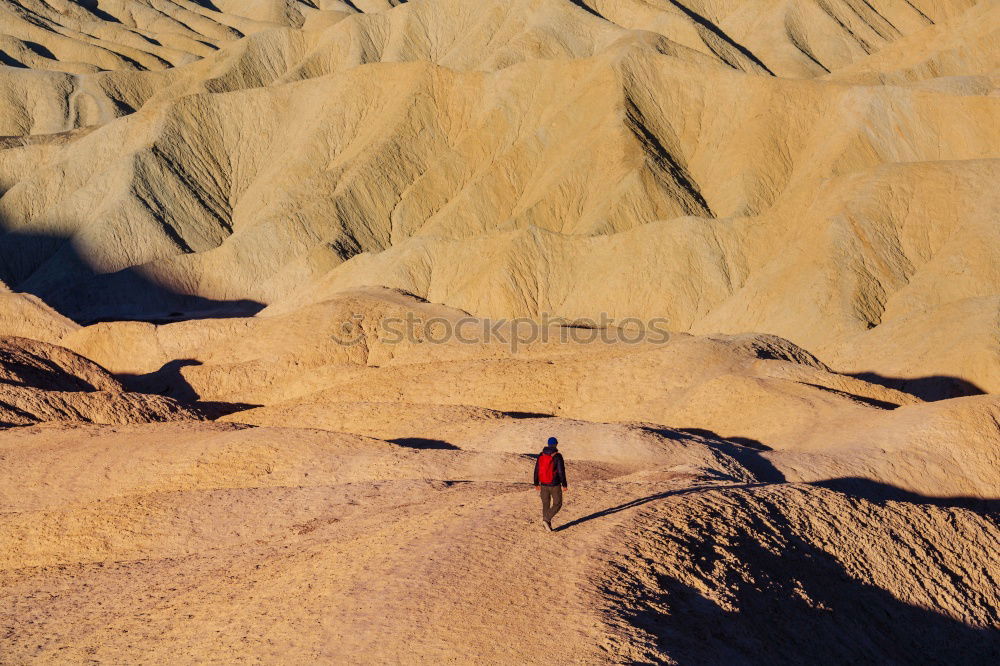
{"left": 1, "top": 0, "right": 997, "bottom": 389}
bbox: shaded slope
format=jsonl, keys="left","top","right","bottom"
{"left": 600, "top": 483, "right": 1000, "bottom": 663}
{"left": 0, "top": 335, "right": 200, "bottom": 425}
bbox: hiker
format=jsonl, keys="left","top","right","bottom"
{"left": 533, "top": 436, "right": 568, "bottom": 531}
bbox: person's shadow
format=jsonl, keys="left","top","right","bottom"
{"left": 555, "top": 484, "right": 762, "bottom": 531}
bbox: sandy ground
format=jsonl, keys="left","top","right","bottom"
{"left": 0, "top": 1, "right": 998, "bottom": 662}
{"left": 1, "top": 413, "right": 997, "bottom": 663}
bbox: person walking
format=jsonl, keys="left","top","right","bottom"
{"left": 533, "top": 436, "right": 567, "bottom": 531}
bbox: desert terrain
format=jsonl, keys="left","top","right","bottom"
{"left": 0, "top": 1, "right": 998, "bottom": 663}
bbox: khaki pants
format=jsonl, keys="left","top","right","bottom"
{"left": 539, "top": 485, "right": 563, "bottom": 522}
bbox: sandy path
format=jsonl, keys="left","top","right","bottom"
{"left": 1, "top": 470, "right": 719, "bottom": 663}
{"left": 2, "top": 415, "right": 996, "bottom": 664}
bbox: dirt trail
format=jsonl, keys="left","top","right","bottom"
{"left": 1, "top": 413, "right": 997, "bottom": 663}
{"left": 315, "top": 475, "right": 716, "bottom": 662}
{"left": 1, "top": 456, "right": 731, "bottom": 663}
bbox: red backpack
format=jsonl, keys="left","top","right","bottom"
{"left": 537, "top": 453, "right": 557, "bottom": 484}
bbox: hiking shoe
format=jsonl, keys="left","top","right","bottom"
{"left": 544, "top": 520, "right": 553, "bottom": 532}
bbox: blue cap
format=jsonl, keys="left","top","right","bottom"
{"left": 547, "top": 436, "right": 558, "bottom": 446}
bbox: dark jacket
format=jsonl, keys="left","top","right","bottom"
{"left": 533, "top": 446, "right": 567, "bottom": 488}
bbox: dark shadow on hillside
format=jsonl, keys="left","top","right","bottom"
{"left": 812, "top": 477, "right": 1000, "bottom": 514}
{"left": 116, "top": 359, "right": 263, "bottom": 419}
{"left": 649, "top": 426, "right": 787, "bottom": 484}
{"left": 547, "top": 457, "right": 998, "bottom": 659}
{"left": 337, "top": 0, "right": 362, "bottom": 13}
{"left": 22, "top": 42, "right": 57, "bottom": 61}
{"left": 182, "top": 0, "right": 221, "bottom": 11}
{"left": 800, "top": 382, "right": 900, "bottom": 409}
{"left": 502, "top": 411, "right": 555, "bottom": 419}
{"left": 192, "top": 401, "right": 262, "bottom": 419}
{"left": 389, "top": 437, "right": 459, "bottom": 450}
{"left": 117, "top": 359, "right": 204, "bottom": 401}
{"left": 0, "top": 52, "right": 28, "bottom": 68}
{"left": 665, "top": 0, "right": 775, "bottom": 75}
{"left": 624, "top": 513, "right": 1000, "bottom": 663}
{"left": 0, "top": 229, "right": 263, "bottom": 324}
{"left": 675, "top": 427, "right": 770, "bottom": 451}
{"left": 849, "top": 372, "right": 986, "bottom": 402}
{"left": 78, "top": 0, "right": 122, "bottom": 24}
{"left": 566, "top": 0, "right": 606, "bottom": 20}
{"left": 593, "top": 477, "right": 1000, "bottom": 662}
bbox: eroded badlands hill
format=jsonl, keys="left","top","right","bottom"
{"left": 0, "top": 334, "right": 197, "bottom": 425}
{"left": 0, "top": 0, "right": 997, "bottom": 390}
